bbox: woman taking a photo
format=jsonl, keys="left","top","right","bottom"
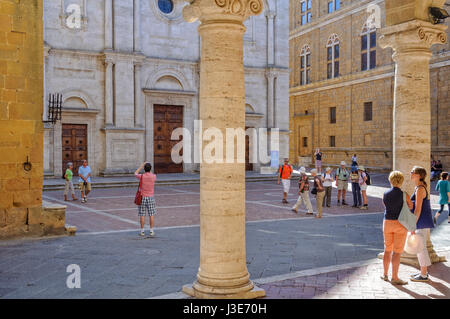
{"left": 409, "top": 166, "right": 434, "bottom": 282}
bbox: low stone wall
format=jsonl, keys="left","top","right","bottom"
{"left": 0, "top": 202, "right": 74, "bottom": 240}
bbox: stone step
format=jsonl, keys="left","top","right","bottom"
{"left": 43, "top": 175, "right": 279, "bottom": 191}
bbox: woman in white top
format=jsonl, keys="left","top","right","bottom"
{"left": 359, "top": 166, "right": 369, "bottom": 210}
{"left": 322, "top": 167, "right": 333, "bottom": 207}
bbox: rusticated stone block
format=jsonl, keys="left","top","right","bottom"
{"left": 5, "top": 207, "right": 27, "bottom": 226}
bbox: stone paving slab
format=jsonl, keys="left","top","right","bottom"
{"left": 258, "top": 249, "right": 450, "bottom": 299}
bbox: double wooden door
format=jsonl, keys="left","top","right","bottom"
{"left": 154, "top": 105, "right": 184, "bottom": 174}
{"left": 62, "top": 124, "right": 88, "bottom": 176}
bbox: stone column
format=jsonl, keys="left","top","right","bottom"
{"left": 104, "top": 58, "right": 114, "bottom": 127}
{"left": 182, "top": 0, "right": 265, "bottom": 299}
{"left": 133, "top": 0, "right": 141, "bottom": 52}
{"left": 379, "top": 20, "right": 447, "bottom": 266}
{"left": 266, "top": 11, "right": 276, "bottom": 66}
{"left": 134, "top": 62, "right": 143, "bottom": 128}
{"left": 104, "top": 0, "right": 113, "bottom": 50}
{"left": 266, "top": 69, "right": 275, "bottom": 129}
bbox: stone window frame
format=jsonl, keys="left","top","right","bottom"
{"left": 299, "top": 44, "right": 311, "bottom": 85}
{"left": 328, "top": 0, "right": 341, "bottom": 14}
{"left": 329, "top": 106, "right": 337, "bottom": 124}
{"left": 364, "top": 102, "right": 373, "bottom": 122}
{"left": 329, "top": 135, "right": 336, "bottom": 147}
{"left": 326, "top": 34, "right": 340, "bottom": 79}
{"left": 361, "top": 23, "right": 377, "bottom": 71}
{"left": 300, "top": 0, "right": 312, "bottom": 26}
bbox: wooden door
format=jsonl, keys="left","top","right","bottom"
{"left": 62, "top": 124, "right": 88, "bottom": 176}
{"left": 154, "top": 105, "right": 184, "bottom": 174}
{"left": 245, "top": 127, "right": 253, "bottom": 171}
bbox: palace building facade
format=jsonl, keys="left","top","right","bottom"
{"left": 289, "top": 0, "right": 450, "bottom": 171}
{"left": 43, "top": 0, "right": 289, "bottom": 177}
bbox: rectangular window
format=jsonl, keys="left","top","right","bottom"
{"left": 361, "top": 35, "right": 367, "bottom": 50}
{"left": 300, "top": 71, "right": 305, "bottom": 85}
{"left": 327, "top": 63, "right": 332, "bottom": 79}
{"left": 301, "top": 1, "right": 306, "bottom": 12}
{"left": 330, "top": 107, "right": 336, "bottom": 124}
{"left": 329, "top": 136, "right": 336, "bottom": 147}
{"left": 307, "top": 12, "right": 312, "bottom": 23}
{"left": 301, "top": 56, "right": 305, "bottom": 69}
{"left": 303, "top": 137, "right": 308, "bottom": 147}
{"left": 364, "top": 102, "right": 373, "bottom": 121}
{"left": 370, "top": 32, "right": 377, "bottom": 48}
{"left": 328, "top": 1, "right": 333, "bottom": 13}
{"left": 335, "top": 0, "right": 340, "bottom": 10}
{"left": 306, "top": 69, "right": 311, "bottom": 84}
{"left": 334, "top": 61, "right": 339, "bottom": 78}
{"left": 327, "top": 47, "right": 332, "bottom": 61}
{"left": 302, "top": 14, "right": 306, "bottom": 25}
{"left": 370, "top": 50, "right": 376, "bottom": 69}
{"left": 307, "top": 0, "right": 311, "bottom": 10}
{"left": 334, "top": 44, "right": 339, "bottom": 58}
{"left": 361, "top": 52, "right": 368, "bottom": 71}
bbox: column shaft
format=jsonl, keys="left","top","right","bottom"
{"left": 105, "top": 61, "right": 114, "bottom": 126}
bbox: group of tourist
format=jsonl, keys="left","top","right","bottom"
{"left": 278, "top": 158, "right": 370, "bottom": 218}
{"left": 63, "top": 160, "right": 92, "bottom": 203}
{"left": 431, "top": 159, "right": 444, "bottom": 181}
{"left": 381, "top": 166, "right": 449, "bottom": 285}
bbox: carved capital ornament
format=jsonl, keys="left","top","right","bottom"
{"left": 183, "top": 0, "right": 263, "bottom": 24}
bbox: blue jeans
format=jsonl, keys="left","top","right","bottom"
{"left": 352, "top": 182, "right": 362, "bottom": 207}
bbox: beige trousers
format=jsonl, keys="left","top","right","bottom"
{"left": 293, "top": 192, "right": 313, "bottom": 214}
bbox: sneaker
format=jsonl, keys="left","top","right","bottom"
{"left": 291, "top": 209, "right": 298, "bottom": 214}
{"left": 352, "top": 205, "right": 357, "bottom": 208}
{"left": 410, "top": 274, "right": 429, "bottom": 282}
{"left": 81, "top": 198, "right": 86, "bottom": 203}
{"left": 84, "top": 197, "right": 87, "bottom": 203}
{"left": 360, "top": 205, "right": 368, "bottom": 210}
{"left": 342, "top": 201, "right": 348, "bottom": 206}
{"left": 149, "top": 230, "right": 155, "bottom": 237}
{"left": 306, "top": 212, "right": 314, "bottom": 215}
{"left": 139, "top": 230, "right": 145, "bottom": 237}
{"left": 337, "top": 200, "right": 340, "bottom": 205}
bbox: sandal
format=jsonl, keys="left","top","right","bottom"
{"left": 380, "top": 275, "right": 388, "bottom": 281}
{"left": 391, "top": 278, "right": 408, "bottom": 285}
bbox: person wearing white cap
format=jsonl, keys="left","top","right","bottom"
{"left": 322, "top": 167, "right": 333, "bottom": 207}
{"left": 358, "top": 166, "right": 369, "bottom": 210}
{"left": 278, "top": 158, "right": 293, "bottom": 204}
{"left": 336, "top": 161, "right": 349, "bottom": 205}
{"left": 292, "top": 167, "right": 314, "bottom": 215}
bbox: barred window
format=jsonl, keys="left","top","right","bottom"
{"left": 364, "top": 102, "right": 373, "bottom": 121}
{"left": 361, "top": 23, "right": 377, "bottom": 71}
{"left": 300, "top": 45, "right": 311, "bottom": 85}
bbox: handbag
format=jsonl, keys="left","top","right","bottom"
{"left": 397, "top": 191, "right": 417, "bottom": 232}
{"left": 404, "top": 232, "right": 423, "bottom": 255}
{"left": 311, "top": 188, "right": 317, "bottom": 195}
{"left": 134, "top": 175, "right": 143, "bottom": 206}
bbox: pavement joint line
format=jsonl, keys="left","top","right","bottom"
{"left": 66, "top": 204, "right": 202, "bottom": 214}
{"left": 42, "top": 195, "right": 140, "bottom": 226}
{"left": 75, "top": 211, "right": 388, "bottom": 236}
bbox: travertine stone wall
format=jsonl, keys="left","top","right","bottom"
{"left": 289, "top": 0, "right": 450, "bottom": 170}
{"left": 0, "top": 0, "right": 67, "bottom": 239}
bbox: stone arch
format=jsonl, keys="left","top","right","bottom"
{"left": 146, "top": 68, "right": 191, "bottom": 91}
{"left": 59, "top": 89, "right": 94, "bottom": 109}
{"left": 300, "top": 44, "right": 311, "bottom": 55}
{"left": 245, "top": 103, "right": 256, "bottom": 113}
{"left": 327, "top": 33, "right": 340, "bottom": 47}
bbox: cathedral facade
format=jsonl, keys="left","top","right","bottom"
{"left": 43, "top": 0, "right": 289, "bottom": 177}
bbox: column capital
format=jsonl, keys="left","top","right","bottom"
{"left": 265, "top": 10, "right": 276, "bottom": 19}
{"left": 183, "top": 0, "right": 263, "bottom": 24}
{"left": 380, "top": 20, "right": 447, "bottom": 54}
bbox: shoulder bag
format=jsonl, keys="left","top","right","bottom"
{"left": 134, "top": 174, "right": 143, "bottom": 206}
{"left": 397, "top": 191, "right": 417, "bottom": 232}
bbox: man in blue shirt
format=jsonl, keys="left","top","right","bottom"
{"left": 78, "top": 159, "right": 92, "bottom": 203}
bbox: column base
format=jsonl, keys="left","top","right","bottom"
{"left": 377, "top": 250, "right": 447, "bottom": 268}
{"left": 182, "top": 281, "right": 266, "bottom": 299}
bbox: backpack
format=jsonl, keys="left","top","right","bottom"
{"left": 365, "top": 171, "right": 371, "bottom": 185}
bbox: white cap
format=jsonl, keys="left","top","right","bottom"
{"left": 340, "top": 161, "right": 346, "bottom": 166}
{"left": 310, "top": 169, "right": 317, "bottom": 174}
{"left": 300, "top": 166, "right": 306, "bottom": 173}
